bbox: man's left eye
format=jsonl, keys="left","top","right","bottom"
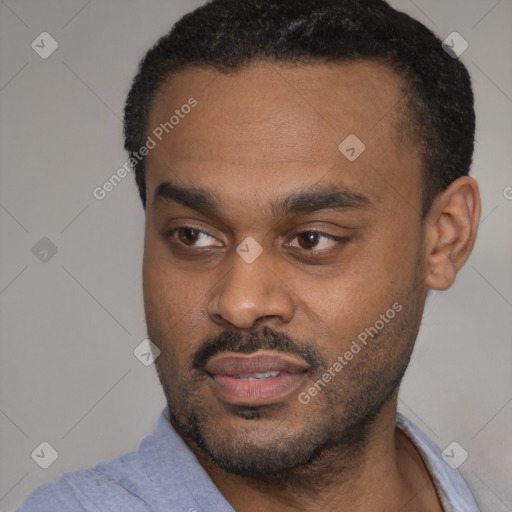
{"left": 289, "top": 231, "right": 347, "bottom": 252}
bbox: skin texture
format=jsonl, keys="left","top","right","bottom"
{"left": 141, "top": 61, "right": 480, "bottom": 512}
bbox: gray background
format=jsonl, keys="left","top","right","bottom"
{"left": 1, "top": 1, "right": 511, "bottom": 510}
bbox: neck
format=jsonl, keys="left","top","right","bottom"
{"left": 188, "top": 393, "right": 442, "bottom": 512}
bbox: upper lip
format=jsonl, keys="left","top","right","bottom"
{"left": 205, "top": 351, "right": 309, "bottom": 377}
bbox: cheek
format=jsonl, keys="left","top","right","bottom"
{"left": 350, "top": 223, "right": 421, "bottom": 297}
{"left": 142, "top": 241, "right": 206, "bottom": 362}
{"left": 143, "top": 231, "right": 195, "bottom": 313}
{"left": 143, "top": 256, "right": 178, "bottom": 322}
{"left": 297, "top": 231, "right": 421, "bottom": 358}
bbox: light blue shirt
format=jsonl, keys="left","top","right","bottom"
{"left": 15, "top": 408, "right": 481, "bottom": 511}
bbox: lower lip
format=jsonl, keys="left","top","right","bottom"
{"left": 209, "top": 372, "right": 307, "bottom": 406}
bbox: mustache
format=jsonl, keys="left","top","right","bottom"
{"left": 191, "top": 325, "right": 327, "bottom": 373}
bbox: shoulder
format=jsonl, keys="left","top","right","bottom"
{"left": 396, "top": 413, "right": 481, "bottom": 512}
{"left": 15, "top": 408, "right": 199, "bottom": 512}
{"left": 15, "top": 475, "right": 84, "bottom": 511}
{"left": 15, "top": 450, "right": 153, "bottom": 512}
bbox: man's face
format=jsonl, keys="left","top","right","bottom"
{"left": 142, "top": 61, "right": 428, "bottom": 477}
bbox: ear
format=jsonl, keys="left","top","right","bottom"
{"left": 423, "top": 176, "right": 481, "bottom": 291}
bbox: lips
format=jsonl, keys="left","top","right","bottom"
{"left": 204, "top": 351, "right": 309, "bottom": 406}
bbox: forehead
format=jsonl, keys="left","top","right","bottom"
{"left": 145, "top": 60, "right": 420, "bottom": 214}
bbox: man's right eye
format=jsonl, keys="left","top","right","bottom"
{"left": 163, "top": 226, "right": 221, "bottom": 248}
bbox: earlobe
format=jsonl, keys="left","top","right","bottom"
{"left": 424, "top": 177, "right": 481, "bottom": 291}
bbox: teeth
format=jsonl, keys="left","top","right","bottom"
{"left": 238, "top": 371, "right": 280, "bottom": 381}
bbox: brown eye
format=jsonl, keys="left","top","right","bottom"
{"left": 290, "top": 230, "right": 348, "bottom": 253}
{"left": 164, "top": 226, "right": 220, "bottom": 248}
{"left": 178, "top": 227, "right": 201, "bottom": 246}
{"left": 297, "top": 231, "right": 322, "bottom": 250}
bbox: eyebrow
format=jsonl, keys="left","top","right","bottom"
{"left": 153, "top": 180, "right": 371, "bottom": 218}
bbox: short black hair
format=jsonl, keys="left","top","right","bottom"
{"left": 123, "top": 0, "right": 475, "bottom": 217}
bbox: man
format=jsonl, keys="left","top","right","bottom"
{"left": 17, "top": 0, "right": 481, "bottom": 510}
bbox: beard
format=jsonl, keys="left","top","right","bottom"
{"left": 150, "top": 284, "right": 424, "bottom": 485}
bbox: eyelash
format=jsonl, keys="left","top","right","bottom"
{"left": 162, "top": 225, "right": 349, "bottom": 255}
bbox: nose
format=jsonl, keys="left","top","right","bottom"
{"left": 207, "top": 247, "right": 295, "bottom": 330}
